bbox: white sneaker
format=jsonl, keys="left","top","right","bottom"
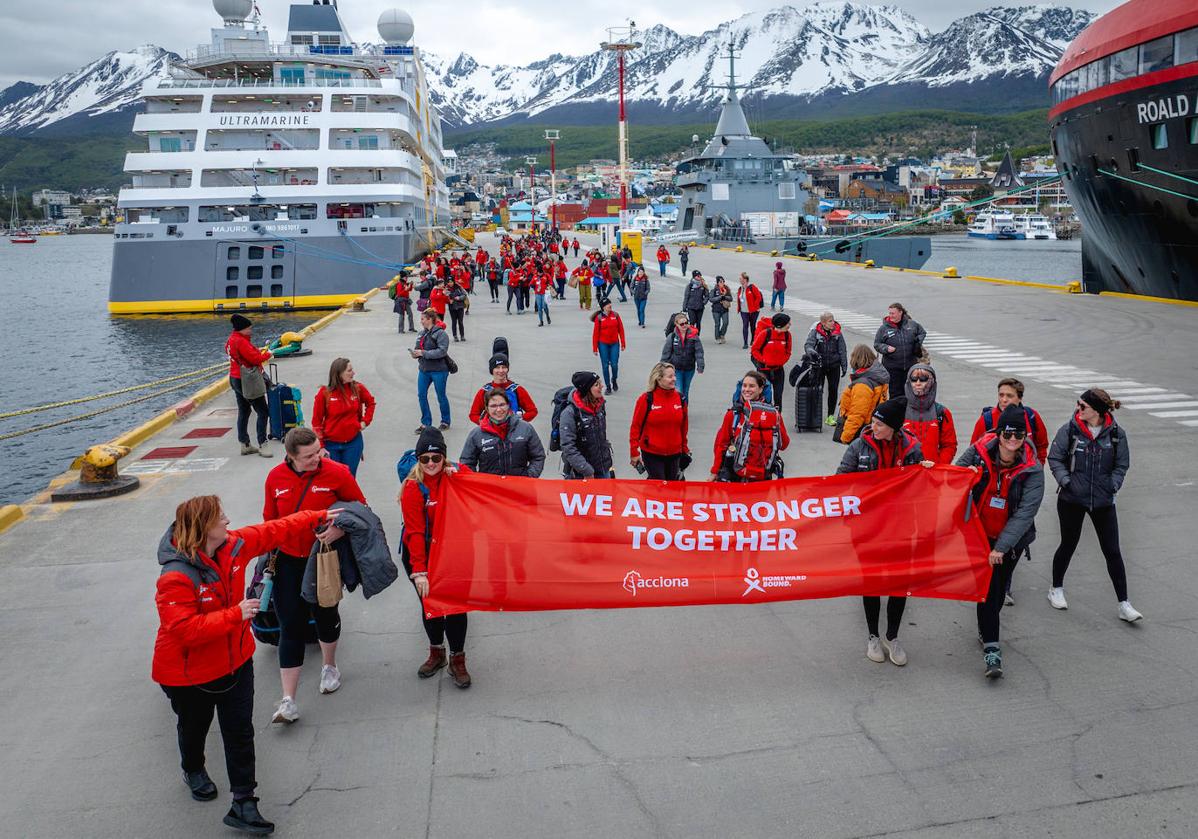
{"left": 882, "top": 637, "right": 908, "bottom": 666}
{"left": 1047, "top": 587, "right": 1068, "bottom": 610}
{"left": 1003, "top": 591, "right": 1016, "bottom": 607}
{"left": 319, "top": 665, "right": 341, "bottom": 694}
{"left": 271, "top": 696, "right": 299, "bottom": 724}
{"left": 257, "top": 441, "right": 274, "bottom": 458}
{"left": 1118, "top": 601, "right": 1143, "bottom": 622}
{"left": 866, "top": 635, "right": 885, "bottom": 663}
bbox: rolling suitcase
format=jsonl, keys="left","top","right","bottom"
{"left": 267, "top": 362, "right": 304, "bottom": 440}
{"left": 790, "top": 359, "right": 824, "bottom": 433}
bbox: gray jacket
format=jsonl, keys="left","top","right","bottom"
{"left": 804, "top": 323, "right": 848, "bottom": 375}
{"left": 708, "top": 285, "right": 733, "bottom": 313}
{"left": 414, "top": 325, "right": 450, "bottom": 373}
{"left": 836, "top": 429, "right": 923, "bottom": 473}
{"left": 302, "top": 502, "right": 397, "bottom": 603}
{"left": 559, "top": 391, "right": 613, "bottom": 478}
{"left": 1047, "top": 416, "right": 1128, "bottom": 509}
{"left": 661, "top": 327, "right": 705, "bottom": 373}
{"left": 956, "top": 437, "right": 1044, "bottom": 555}
{"left": 873, "top": 315, "right": 926, "bottom": 372}
{"left": 682, "top": 280, "right": 708, "bottom": 312}
{"left": 460, "top": 416, "right": 546, "bottom": 477}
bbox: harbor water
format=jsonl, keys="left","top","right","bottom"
{"left": 923, "top": 234, "right": 1083, "bottom": 284}
{"left": 0, "top": 235, "right": 318, "bottom": 505}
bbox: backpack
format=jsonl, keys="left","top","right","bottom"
{"left": 981, "top": 405, "right": 1038, "bottom": 438}
{"left": 730, "top": 402, "right": 783, "bottom": 479}
{"left": 483, "top": 381, "right": 521, "bottom": 415}
{"left": 492, "top": 336, "right": 509, "bottom": 362}
{"left": 548, "top": 386, "right": 575, "bottom": 452}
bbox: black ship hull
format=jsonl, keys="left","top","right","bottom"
{"left": 1051, "top": 72, "right": 1198, "bottom": 301}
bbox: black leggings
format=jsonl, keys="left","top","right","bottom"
{"left": 863, "top": 596, "right": 906, "bottom": 641}
{"left": 764, "top": 367, "right": 785, "bottom": 411}
{"left": 161, "top": 660, "right": 256, "bottom": 797}
{"left": 273, "top": 553, "right": 341, "bottom": 669}
{"left": 687, "top": 307, "right": 705, "bottom": 336}
{"left": 740, "top": 312, "right": 759, "bottom": 346}
{"left": 821, "top": 367, "right": 841, "bottom": 417}
{"left": 978, "top": 549, "right": 1020, "bottom": 645}
{"left": 506, "top": 287, "right": 522, "bottom": 313}
{"left": 401, "top": 549, "right": 467, "bottom": 652}
{"left": 449, "top": 307, "right": 465, "bottom": 340}
{"left": 642, "top": 451, "right": 684, "bottom": 481}
{"left": 487, "top": 279, "right": 501, "bottom": 301}
{"left": 1052, "top": 499, "right": 1128, "bottom": 601}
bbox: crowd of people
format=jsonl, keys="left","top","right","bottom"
{"left": 173, "top": 229, "right": 1141, "bottom": 833}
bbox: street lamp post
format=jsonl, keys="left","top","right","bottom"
{"left": 524, "top": 155, "right": 537, "bottom": 230}
{"left": 600, "top": 23, "right": 641, "bottom": 212}
{"left": 544, "top": 129, "right": 559, "bottom": 232}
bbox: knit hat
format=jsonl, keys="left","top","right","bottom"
{"left": 691, "top": 270, "right": 702, "bottom": 278}
{"left": 903, "top": 363, "right": 938, "bottom": 420}
{"left": 230, "top": 314, "right": 252, "bottom": 330}
{"left": 771, "top": 312, "right": 791, "bottom": 328}
{"left": 489, "top": 353, "right": 509, "bottom": 373}
{"left": 572, "top": 371, "right": 600, "bottom": 393}
{"left": 1080, "top": 388, "right": 1109, "bottom": 415}
{"left": 415, "top": 427, "right": 446, "bottom": 458}
{"left": 873, "top": 396, "right": 908, "bottom": 432}
{"left": 996, "top": 405, "right": 1029, "bottom": 434}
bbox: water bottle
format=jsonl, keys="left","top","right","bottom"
{"left": 258, "top": 571, "right": 274, "bottom": 614}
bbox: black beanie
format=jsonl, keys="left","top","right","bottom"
{"left": 772, "top": 312, "right": 791, "bottom": 328}
{"left": 415, "top": 427, "right": 446, "bottom": 458}
{"left": 996, "top": 405, "right": 1029, "bottom": 434}
{"left": 873, "top": 396, "right": 908, "bottom": 432}
{"left": 489, "top": 353, "right": 509, "bottom": 373}
{"left": 573, "top": 371, "right": 600, "bottom": 393}
{"left": 230, "top": 314, "right": 252, "bottom": 330}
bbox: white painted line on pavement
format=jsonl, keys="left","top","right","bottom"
{"left": 1118, "top": 394, "right": 1194, "bottom": 406}
{"left": 1149, "top": 409, "right": 1198, "bottom": 418}
{"left": 1180, "top": 420, "right": 1198, "bottom": 427}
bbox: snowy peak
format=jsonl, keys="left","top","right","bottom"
{"left": 981, "top": 5, "right": 1096, "bottom": 49}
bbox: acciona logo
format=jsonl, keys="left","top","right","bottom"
{"left": 622, "top": 570, "right": 689, "bottom": 597}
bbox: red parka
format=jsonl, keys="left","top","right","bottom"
{"left": 225, "top": 330, "right": 271, "bottom": 379}
{"left": 312, "top": 382, "right": 376, "bottom": 446}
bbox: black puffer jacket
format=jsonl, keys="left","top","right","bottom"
{"left": 873, "top": 314, "right": 926, "bottom": 373}
{"left": 661, "top": 326, "right": 705, "bottom": 373}
{"left": 301, "top": 502, "right": 398, "bottom": 603}
{"left": 804, "top": 322, "right": 848, "bottom": 375}
{"left": 682, "top": 280, "right": 708, "bottom": 311}
{"left": 559, "top": 390, "right": 613, "bottom": 479}
{"left": 632, "top": 276, "right": 651, "bottom": 300}
{"left": 1047, "top": 415, "right": 1129, "bottom": 509}
{"left": 459, "top": 416, "right": 546, "bottom": 477}
{"left": 836, "top": 429, "right": 923, "bottom": 473}
{"left": 956, "top": 437, "right": 1044, "bottom": 555}
{"left": 414, "top": 325, "right": 450, "bottom": 373}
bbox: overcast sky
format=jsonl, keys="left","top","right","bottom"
{"left": 0, "top": 0, "right": 1121, "bottom": 90}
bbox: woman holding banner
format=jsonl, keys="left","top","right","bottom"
{"left": 836, "top": 397, "right": 932, "bottom": 667}
{"left": 399, "top": 428, "right": 473, "bottom": 689}
{"left": 710, "top": 371, "right": 789, "bottom": 482}
{"left": 630, "top": 362, "right": 690, "bottom": 481}
{"left": 836, "top": 345, "right": 890, "bottom": 444}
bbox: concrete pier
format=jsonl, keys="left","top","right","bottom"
{"left": 2, "top": 235, "right": 1196, "bottom": 837}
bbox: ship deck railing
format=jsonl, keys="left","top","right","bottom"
{"left": 187, "top": 44, "right": 419, "bottom": 62}
{"left": 152, "top": 77, "right": 420, "bottom": 91}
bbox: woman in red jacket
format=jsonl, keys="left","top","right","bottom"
{"left": 428, "top": 277, "right": 450, "bottom": 318}
{"left": 736, "top": 273, "right": 764, "bottom": 349}
{"left": 591, "top": 300, "right": 627, "bottom": 395}
{"left": 751, "top": 312, "right": 793, "bottom": 411}
{"left": 312, "top": 357, "right": 376, "bottom": 477}
{"left": 399, "top": 428, "right": 474, "bottom": 689}
{"left": 901, "top": 363, "right": 957, "bottom": 464}
{"left": 154, "top": 495, "right": 338, "bottom": 835}
{"left": 629, "top": 362, "right": 690, "bottom": 481}
{"left": 710, "top": 371, "right": 790, "bottom": 481}
{"left": 224, "top": 314, "right": 274, "bottom": 457}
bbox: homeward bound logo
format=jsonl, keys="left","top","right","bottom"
{"left": 742, "top": 567, "right": 808, "bottom": 597}
{"left": 622, "top": 570, "right": 690, "bottom": 597}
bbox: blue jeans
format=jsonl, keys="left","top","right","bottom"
{"left": 713, "top": 308, "right": 729, "bottom": 340}
{"left": 658, "top": 261, "right": 667, "bottom": 277}
{"left": 324, "top": 433, "right": 364, "bottom": 477}
{"left": 417, "top": 369, "right": 450, "bottom": 427}
{"left": 771, "top": 290, "right": 785, "bottom": 309}
{"left": 676, "top": 368, "right": 696, "bottom": 402}
{"left": 535, "top": 293, "right": 550, "bottom": 325}
{"left": 229, "top": 376, "right": 268, "bottom": 446}
{"left": 598, "top": 342, "right": 620, "bottom": 388}
{"left": 634, "top": 297, "right": 648, "bottom": 326}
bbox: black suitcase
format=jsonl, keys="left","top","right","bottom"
{"left": 791, "top": 360, "right": 824, "bottom": 433}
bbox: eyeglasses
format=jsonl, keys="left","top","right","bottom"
{"left": 999, "top": 430, "right": 1027, "bottom": 440}
{"left": 418, "top": 454, "right": 444, "bottom": 465}
{"left": 909, "top": 375, "right": 931, "bottom": 383}
{"left": 1076, "top": 401, "right": 1089, "bottom": 411}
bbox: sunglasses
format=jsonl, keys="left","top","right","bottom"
{"left": 418, "top": 453, "right": 444, "bottom": 465}
{"left": 999, "top": 430, "right": 1027, "bottom": 440}
{"left": 1076, "top": 401, "right": 1089, "bottom": 411}
{"left": 909, "top": 375, "right": 931, "bottom": 383}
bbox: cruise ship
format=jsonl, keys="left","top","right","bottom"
{"left": 1049, "top": 0, "right": 1198, "bottom": 301}
{"left": 109, "top": 0, "right": 451, "bottom": 314}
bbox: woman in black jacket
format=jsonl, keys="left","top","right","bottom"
{"left": 708, "top": 276, "right": 733, "bottom": 344}
{"left": 1046, "top": 388, "right": 1140, "bottom": 621}
{"left": 559, "top": 371, "right": 614, "bottom": 479}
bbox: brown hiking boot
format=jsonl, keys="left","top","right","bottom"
{"left": 417, "top": 645, "right": 446, "bottom": 678}
{"left": 448, "top": 652, "right": 472, "bottom": 689}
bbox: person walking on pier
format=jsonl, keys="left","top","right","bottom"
{"left": 412, "top": 310, "right": 452, "bottom": 432}
{"left": 804, "top": 311, "right": 848, "bottom": 425}
{"left": 559, "top": 371, "right": 614, "bottom": 479}
{"left": 770, "top": 261, "right": 787, "bottom": 311}
{"left": 956, "top": 405, "right": 1044, "bottom": 678}
{"left": 311, "top": 358, "right": 376, "bottom": 478}
{"left": 837, "top": 397, "right": 931, "bottom": 667}
{"left": 631, "top": 266, "right": 651, "bottom": 328}
{"left": 225, "top": 314, "right": 273, "bottom": 458}
{"left": 682, "top": 271, "right": 709, "bottom": 335}
{"left": 154, "top": 496, "right": 341, "bottom": 835}
{"left": 709, "top": 276, "right": 733, "bottom": 344}
{"left": 391, "top": 273, "right": 415, "bottom": 333}
{"left": 1046, "top": 389, "right": 1142, "bottom": 622}
{"left": 971, "top": 378, "right": 1050, "bottom": 464}
{"left": 901, "top": 364, "right": 957, "bottom": 464}
{"left": 263, "top": 428, "right": 365, "bottom": 725}
{"left": 400, "top": 428, "right": 473, "bottom": 688}
{"left": 485, "top": 259, "right": 502, "bottom": 303}
{"left": 446, "top": 278, "right": 468, "bottom": 342}
{"left": 736, "top": 272, "right": 764, "bottom": 349}
{"left": 874, "top": 302, "right": 926, "bottom": 386}
{"left": 656, "top": 244, "right": 670, "bottom": 277}
{"left": 678, "top": 243, "right": 689, "bottom": 275}
{"left": 751, "top": 312, "right": 793, "bottom": 412}
{"left": 572, "top": 261, "right": 593, "bottom": 310}
{"left": 661, "top": 312, "right": 705, "bottom": 402}
{"left": 630, "top": 362, "right": 690, "bottom": 481}
{"left": 710, "top": 371, "right": 789, "bottom": 482}
{"left": 835, "top": 345, "right": 890, "bottom": 444}
{"left": 592, "top": 300, "right": 626, "bottom": 395}
{"left": 533, "top": 268, "right": 553, "bottom": 326}
{"left": 572, "top": 237, "right": 580, "bottom": 257}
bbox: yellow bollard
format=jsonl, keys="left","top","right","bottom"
{"left": 1066, "top": 281, "right": 1082, "bottom": 293}
{"left": 52, "top": 445, "right": 139, "bottom": 501}
{"left": 864, "top": 259, "right": 875, "bottom": 268}
{"left": 943, "top": 266, "right": 960, "bottom": 278}
{"left": 771, "top": 250, "right": 779, "bottom": 257}
{"left": 351, "top": 297, "right": 368, "bottom": 312}
{"left": 735, "top": 245, "right": 744, "bottom": 252}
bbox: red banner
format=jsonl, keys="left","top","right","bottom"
{"left": 422, "top": 467, "right": 992, "bottom": 617}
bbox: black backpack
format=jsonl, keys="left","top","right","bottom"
{"left": 548, "top": 386, "right": 575, "bottom": 452}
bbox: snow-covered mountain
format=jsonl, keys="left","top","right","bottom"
{"left": 0, "top": 3, "right": 1096, "bottom": 135}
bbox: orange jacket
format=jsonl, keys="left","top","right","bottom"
{"left": 837, "top": 362, "right": 890, "bottom": 443}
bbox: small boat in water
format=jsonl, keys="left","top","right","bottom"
{"left": 6, "top": 188, "right": 35, "bottom": 243}
{"left": 968, "top": 211, "right": 1021, "bottom": 240}
{"left": 9, "top": 235, "right": 37, "bottom": 244}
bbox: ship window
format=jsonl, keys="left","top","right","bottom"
{"left": 271, "top": 284, "right": 284, "bottom": 297}
{"left": 280, "top": 67, "right": 305, "bottom": 85}
{"left": 272, "top": 245, "right": 285, "bottom": 258}
{"left": 290, "top": 35, "right": 313, "bottom": 45}
{"left": 1139, "top": 36, "right": 1174, "bottom": 75}
{"left": 1090, "top": 58, "right": 1109, "bottom": 90}
{"left": 247, "top": 266, "right": 264, "bottom": 280}
{"left": 1150, "top": 123, "right": 1168, "bottom": 150}
{"left": 248, "top": 246, "right": 264, "bottom": 260}
{"left": 358, "top": 136, "right": 379, "bottom": 150}
{"left": 272, "top": 265, "right": 284, "bottom": 279}
{"left": 226, "top": 267, "right": 239, "bottom": 281}
{"left": 246, "top": 285, "right": 262, "bottom": 298}
{"left": 159, "top": 137, "right": 182, "bottom": 153}
{"left": 1177, "top": 28, "right": 1198, "bottom": 66}
{"left": 227, "top": 246, "right": 240, "bottom": 260}
{"left": 226, "top": 285, "right": 238, "bottom": 298}
{"left": 1109, "top": 47, "right": 1137, "bottom": 82}
{"left": 318, "top": 35, "right": 341, "bottom": 46}
{"left": 1187, "top": 118, "right": 1198, "bottom": 145}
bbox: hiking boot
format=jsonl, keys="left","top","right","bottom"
{"left": 319, "top": 664, "right": 341, "bottom": 694}
{"left": 882, "top": 636, "right": 908, "bottom": 666}
{"left": 983, "top": 646, "right": 1003, "bottom": 679}
{"left": 612, "top": 379, "right": 618, "bottom": 392}
{"left": 604, "top": 387, "right": 612, "bottom": 396}
{"left": 271, "top": 696, "right": 298, "bottom": 725}
{"left": 418, "top": 645, "right": 447, "bottom": 678}
{"left": 448, "top": 652, "right": 472, "bottom": 689}
{"left": 223, "top": 797, "right": 275, "bottom": 835}
{"left": 438, "top": 422, "right": 450, "bottom": 431}
{"left": 1047, "top": 587, "right": 1068, "bottom": 610}
{"left": 240, "top": 443, "right": 258, "bottom": 456}
{"left": 183, "top": 769, "right": 217, "bottom": 801}
{"left": 1118, "top": 601, "right": 1143, "bottom": 622}
{"left": 866, "top": 635, "right": 884, "bottom": 663}
{"left": 414, "top": 425, "right": 426, "bottom": 434}
{"left": 257, "top": 441, "right": 273, "bottom": 458}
